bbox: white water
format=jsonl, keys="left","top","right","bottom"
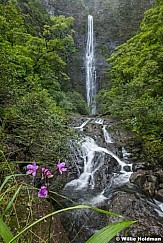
{"left": 102, "top": 125, "right": 113, "bottom": 143}
{"left": 86, "top": 15, "right": 96, "bottom": 115}
{"left": 74, "top": 118, "right": 91, "bottom": 131}
{"left": 85, "top": 190, "right": 107, "bottom": 205}
{"left": 67, "top": 120, "right": 132, "bottom": 192}
{"left": 122, "top": 147, "right": 131, "bottom": 159}
{"left": 154, "top": 200, "right": 163, "bottom": 216}
{"left": 67, "top": 119, "right": 163, "bottom": 214}
{"left": 95, "top": 118, "right": 104, "bottom": 124}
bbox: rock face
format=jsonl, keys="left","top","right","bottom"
{"left": 107, "top": 191, "right": 163, "bottom": 242}
{"left": 40, "top": 0, "right": 154, "bottom": 96}
{"left": 130, "top": 169, "right": 163, "bottom": 201}
{"left": 57, "top": 117, "right": 163, "bottom": 242}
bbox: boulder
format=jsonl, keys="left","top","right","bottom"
{"left": 143, "top": 181, "right": 156, "bottom": 197}
{"left": 132, "top": 161, "right": 147, "bottom": 172}
{"left": 130, "top": 170, "right": 160, "bottom": 197}
{"left": 59, "top": 190, "right": 163, "bottom": 243}
{"left": 107, "top": 191, "right": 163, "bottom": 242}
{"left": 130, "top": 170, "right": 148, "bottom": 188}
{"left": 155, "top": 189, "right": 163, "bottom": 202}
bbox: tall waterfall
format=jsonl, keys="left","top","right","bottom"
{"left": 86, "top": 15, "right": 96, "bottom": 115}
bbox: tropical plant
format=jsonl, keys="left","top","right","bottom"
{"left": 0, "top": 165, "right": 136, "bottom": 243}
{"left": 97, "top": 0, "right": 163, "bottom": 165}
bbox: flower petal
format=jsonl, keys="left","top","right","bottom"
{"left": 42, "top": 167, "right": 46, "bottom": 172}
{"left": 32, "top": 171, "right": 36, "bottom": 176}
{"left": 62, "top": 168, "right": 67, "bottom": 172}
{"left": 27, "top": 164, "right": 33, "bottom": 170}
{"left": 38, "top": 186, "right": 48, "bottom": 198}
{"left": 26, "top": 170, "right": 32, "bottom": 175}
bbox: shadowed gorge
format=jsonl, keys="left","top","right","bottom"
{"left": 40, "top": 0, "right": 154, "bottom": 97}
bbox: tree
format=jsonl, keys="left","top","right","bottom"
{"left": 97, "top": 1, "right": 163, "bottom": 165}
{"left": 0, "top": 1, "right": 78, "bottom": 163}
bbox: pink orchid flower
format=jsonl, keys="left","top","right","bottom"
{"left": 38, "top": 186, "right": 48, "bottom": 198}
{"left": 26, "top": 161, "right": 38, "bottom": 176}
{"left": 41, "top": 167, "right": 51, "bottom": 178}
{"left": 57, "top": 159, "right": 67, "bottom": 174}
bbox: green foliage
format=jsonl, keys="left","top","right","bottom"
{"left": 8, "top": 203, "right": 135, "bottom": 243}
{"left": 97, "top": 2, "right": 163, "bottom": 165}
{"left": 0, "top": 164, "right": 24, "bottom": 243}
{"left": 64, "top": 91, "right": 89, "bottom": 115}
{"left": 86, "top": 220, "right": 136, "bottom": 243}
{"left": 50, "top": 90, "right": 89, "bottom": 115}
{"left": 0, "top": 168, "right": 136, "bottom": 243}
{"left": 17, "top": 0, "right": 50, "bottom": 36}
{"left": 0, "top": 218, "right": 16, "bottom": 243}
{"left": 0, "top": 0, "right": 84, "bottom": 164}
{"left": 3, "top": 89, "right": 69, "bottom": 161}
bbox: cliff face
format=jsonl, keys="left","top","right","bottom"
{"left": 40, "top": 0, "right": 154, "bottom": 96}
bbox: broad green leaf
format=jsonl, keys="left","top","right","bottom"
{"left": 86, "top": 220, "right": 137, "bottom": 243}
{"left": 0, "top": 217, "right": 17, "bottom": 243}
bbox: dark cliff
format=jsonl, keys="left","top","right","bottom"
{"left": 40, "top": 0, "right": 154, "bottom": 96}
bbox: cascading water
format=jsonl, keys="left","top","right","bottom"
{"left": 60, "top": 118, "right": 163, "bottom": 243}
{"left": 66, "top": 118, "right": 133, "bottom": 201}
{"left": 102, "top": 125, "right": 113, "bottom": 144}
{"left": 85, "top": 15, "right": 96, "bottom": 115}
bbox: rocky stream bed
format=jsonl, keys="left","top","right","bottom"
{"left": 53, "top": 117, "right": 163, "bottom": 243}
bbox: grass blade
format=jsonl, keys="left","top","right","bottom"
{"left": 9, "top": 205, "right": 124, "bottom": 243}
{"left": 90, "top": 206, "right": 124, "bottom": 218}
{"left": 3, "top": 185, "right": 22, "bottom": 215}
{"left": 0, "top": 174, "right": 24, "bottom": 192}
{"left": 0, "top": 217, "right": 17, "bottom": 243}
{"left": 86, "top": 220, "right": 137, "bottom": 243}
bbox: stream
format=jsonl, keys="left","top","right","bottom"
{"left": 67, "top": 118, "right": 132, "bottom": 193}
{"left": 58, "top": 117, "right": 163, "bottom": 242}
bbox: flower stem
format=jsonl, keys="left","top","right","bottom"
{"left": 48, "top": 199, "right": 53, "bottom": 243}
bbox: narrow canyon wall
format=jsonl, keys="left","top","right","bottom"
{"left": 40, "top": 0, "right": 154, "bottom": 97}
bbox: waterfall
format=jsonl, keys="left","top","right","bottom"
{"left": 66, "top": 135, "right": 132, "bottom": 191}
{"left": 102, "top": 125, "right": 113, "bottom": 143}
{"left": 66, "top": 118, "right": 132, "bottom": 193}
{"left": 86, "top": 15, "right": 96, "bottom": 115}
{"left": 61, "top": 118, "right": 163, "bottom": 242}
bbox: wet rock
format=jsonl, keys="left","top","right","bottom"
{"left": 107, "top": 191, "right": 163, "bottom": 242}
{"left": 159, "top": 183, "right": 163, "bottom": 188}
{"left": 130, "top": 171, "right": 160, "bottom": 197}
{"left": 123, "top": 165, "right": 132, "bottom": 172}
{"left": 147, "top": 174, "right": 157, "bottom": 183}
{"left": 132, "top": 161, "right": 147, "bottom": 172}
{"left": 155, "top": 170, "right": 163, "bottom": 183}
{"left": 130, "top": 170, "right": 147, "bottom": 188}
{"left": 155, "top": 189, "right": 163, "bottom": 202}
{"left": 88, "top": 152, "right": 121, "bottom": 191}
{"left": 143, "top": 181, "right": 156, "bottom": 197}
{"left": 60, "top": 190, "right": 163, "bottom": 243}
{"left": 144, "top": 174, "right": 158, "bottom": 197}
{"left": 129, "top": 168, "right": 163, "bottom": 202}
